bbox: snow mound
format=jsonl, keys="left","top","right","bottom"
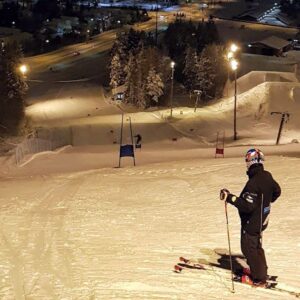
{"left": 170, "top": 81, "right": 300, "bottom": 145}
{"left": 29, "top": 80, "right": 300, "bottom": 148}
{"left": 226, "top": 70, "right": 298, "bottom": 97}
{"left": 23, "top": 70, "right": 300, "bottom": 158}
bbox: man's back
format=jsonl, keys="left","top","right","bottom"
{"left": 240, "top": 164, "right": 281, "bottom": 234}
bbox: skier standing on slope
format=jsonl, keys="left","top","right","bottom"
{"left": 134, "top": 134, "right": 142, "bottom": 149}
{"left": 220, "top": 148, "right": 281, "bottom": 287}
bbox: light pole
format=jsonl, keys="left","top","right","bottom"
{"left": 170, "top": 61, "right": 175, "bottom": 117}
{"left": 155, "top": 0, "right": 158, "bottom": 45}
{"left": 227, "top": 51, "right": 233, "bottom": 60}
{"left": 226, "top": 51, "right": 233, "bottom": 97}
{"left": 230, "top": 58, "right": 238, "bottom": 141}
{"left": 226, "top": 43, "right": 238, "bottom": 93}
{"left": 194, "top": 90, "right": 202, "bottom": 112}
{"left": 226, "top": 43, "right": 239, "bottom": 140}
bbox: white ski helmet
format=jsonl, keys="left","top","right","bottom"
{"left": 245, "top": 148, "right": 265, "bottom": 169}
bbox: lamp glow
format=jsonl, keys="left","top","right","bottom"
{"left": 230, "top": 43, "right": 238, "bottom": 53}
{"left": 230, "top": 59, "right": 238, "bottom": 71}
{"left": 19, "top": 64, "right": 28, "bottom": 75}
{"left": 227, "top": 51, "right": 234, "bottom": 60}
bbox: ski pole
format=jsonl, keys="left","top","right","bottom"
{"left": 225, "top": 201, "right": 235, "bottom": 293}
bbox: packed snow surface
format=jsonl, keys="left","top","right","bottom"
{"left": 1, "top": 64, "right": 300, "bottom": 299}
{"left": 0, "top": 148, "right": 300, "bottom": 299}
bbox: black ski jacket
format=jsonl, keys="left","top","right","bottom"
{"left": 227, "top": 164, "right": 281, "bottom": 235}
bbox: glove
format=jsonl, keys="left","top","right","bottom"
{"left": 220, "top": 188, "right": 230, "bottom": 201}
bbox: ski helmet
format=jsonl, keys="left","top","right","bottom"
{"left": 245, "top": 148, "right": 265, "bottom": 169}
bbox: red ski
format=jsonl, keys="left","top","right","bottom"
{"left": 174, "top": 257, "right": 207, "bottom": 273}
{"left": 174, "top": 256, "right": 300, "bottom": 298}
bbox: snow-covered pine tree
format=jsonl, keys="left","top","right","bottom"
{"left": 0, "top": 42, "right": 27, "bottom": 134}
{"left": 124, "top": 49, "right": 145, "bottom": 108}
{"left": 205, "top": 20, "right": 220, "bottom": 45}
{"left": 183, "top": 46, "right": 199, "bottom": 94}
{"left": 134, "top": 48, "right": 146, "bottom": 108}
{"left": 197, "top": 44, "right": 227, "bottom": 101}
{"left": 145, "top": 67, "right": 164, "bottom": 106}
{"left": 124, "top": 52, "right": 136, "bottom": 105}
{"left": 109, "top": 52, "right": 122, "bottom": 89}
{"left": 196, "top": 20, "right": 220, "bottom": 53}
{"left": 196, "top": 22, "right": 206, "bottom": 52}
{"left": 127, "top": 28, "right": 143, "bottom": 52}
{"left": 109, "top": 36, "right": 127, "bottom": 88}
{"left": 213, "top": 45, "right": 227, "bottom": 99}
{"left": 197, "top": 45, "right": 216, "bottom": 101}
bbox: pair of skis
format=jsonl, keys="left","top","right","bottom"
{"left": 174, "top": 257, "right": 300, "bottom": 298}
{"left": 175, "top": 257, "right": 276, "bottom": 282}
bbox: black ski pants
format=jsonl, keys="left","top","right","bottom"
{"left": 241, "top": 230, "right": 267, "bottom": 282}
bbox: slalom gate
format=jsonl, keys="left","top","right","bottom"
{"left": 215, "top": 131, "right": 225, "bottom": 158}
{"left": 118, "top": 114, "right": 136, "bottom": 167}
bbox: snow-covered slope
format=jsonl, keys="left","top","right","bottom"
{"left": 26, "top": 84, "right": 120, "bottom": 123}
{"left": 24, "top": 82, "right": 300, "bottom": 152}
{"left": 225, "top": 70, "right": 298, "bottom": 97}
{"left": 0, "top": 154, "right": 299, "bottom": 299}
{"left": 25, "top": 68, "right": 300, "bottom": 150}
{"left": 158, "top": 81, "right": 300, "bottom": 146}
{"left": 1, "top": 67, "right": 300, "bottom": 299}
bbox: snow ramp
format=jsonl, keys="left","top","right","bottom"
{"left": 225, "top": 70, "right": 298, "bottom": 98}
{"left": 30, "top": 81, "right": 300, "bottom": 148}
{"left": 169, "top": 81, "right": 300, "bottom": 145}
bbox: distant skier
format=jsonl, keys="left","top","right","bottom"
{"left": 134, "top": 134, "right": 142, "bottom": 149}
{"left": 220, "top": 148, "right": 281, "bottom": 287}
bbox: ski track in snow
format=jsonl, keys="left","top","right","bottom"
{"left": 0, "top": 157, "right": 299, "bottom": 299}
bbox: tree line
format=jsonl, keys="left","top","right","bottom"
{"left": 164, "top": 19, "right": 227, "bottom": 102}
{"left": 109, "top": 29, "right": 171, "bottom": 108}
{"left": 0, "top": 43, "right": 27, "bottom": 135}
{"left": 109, "top": 19, "right": 227, "bottom": 108}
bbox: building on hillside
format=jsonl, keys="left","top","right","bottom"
{"left": 83, "top": 13, "right": 112, "bottom": 33}
{"left": 233, "top": 4, "right": 297, "bottom": 27}
{"left": 246, "top": 36, "right": 293, "bottom": 56}
{"left": 43, "top": 16, "right": 80, "bottom": 37}
{"left": 276, "top": 13, "right": 295, "bottom": 26}
{"left": 0, "top": 27, "right": 32, "bottom": 45}
{"left": 234, "top": 8, "right": 266, "bottom": 22}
